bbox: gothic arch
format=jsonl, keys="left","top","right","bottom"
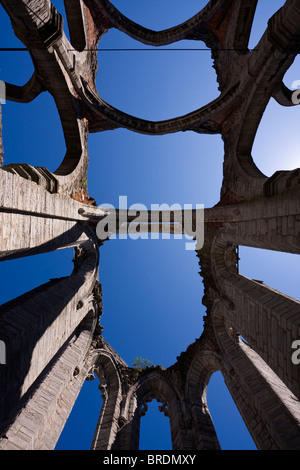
{"left": 210, "top": 227, "right": 300, "bottom": 399}
{"left": 185, "top": 349, "right": 222, "bottom": 449}
{"left": 0, "top": 236, "right": 100, "bottom": 424}
{"left": 89, "top": 347, "right": 126, "bottom": 450}
{"left": 116, "top": 370, "right": 189, "bottom": 450}
{"left": 0, "top": 0, "right": 300, "bottom": 452}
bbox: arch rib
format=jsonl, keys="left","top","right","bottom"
{"left": 93, "top": 0, "right": 228, "bottom": 47}
{"left": 81, "top": 78, "right": 238, "bottom": 135}
{"left": 4, "top": 72, "right": 44, "bottom": 103}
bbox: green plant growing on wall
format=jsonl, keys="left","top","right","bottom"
{"left": 132, "top": 357, "right": 153, "bottom": 371}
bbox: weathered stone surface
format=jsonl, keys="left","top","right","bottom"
{"left": 0, "top": 0, "right": 299, "bottom": 451}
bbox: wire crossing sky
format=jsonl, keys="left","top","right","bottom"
{"left": 0, "top": 0, "right": 299, "bottom": 450}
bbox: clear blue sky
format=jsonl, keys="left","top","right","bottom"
{"left": 0, "top": 0, "right": 299, "bottom": 451}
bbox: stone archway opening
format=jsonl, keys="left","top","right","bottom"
{"left": 206, "top": 371, "right": 257, "bottom": 450}
{"left": 2, "top": 92, "right": 66, "bottom": 173}
{"left": 251, "top": 98, "right": 300, "bottom": 178}
{"left": 139, "top": 399, "right": 172, "bottom": 450}
{"left": 55, "top": 374, "right": 103, "bottom": 450}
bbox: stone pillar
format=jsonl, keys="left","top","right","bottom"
{"left": 220, "top": 273, "right": 300, "bottom": 399}
{"left": 212, "top": 234, "right": 300, "bottom": 399}
{"left": 213, "top": 301, "right": 300, "bottom": 450}
{"left": 185, "top": 351, "right": 222, "bottom": 450}
{"left": 207, "top": 178, "right": 300, "bottom": 255}
{"left": 95, "top": 366, "right": 212, "bottom": 451}
{"left": 0, "top": 313, "right": 96, "bottom": 450}
{"left": 0, "top": 239, "right": 99, "bottom": 423}
{"left": 90, "top": 347, "right": 126, "bottom": 451}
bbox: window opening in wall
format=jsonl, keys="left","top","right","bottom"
{"left": 55, "top": 376, "right": 102, "bottom": 450}
{"left": 2, "top": 93, "right": 66, "bottom": 172}
{"left": 0, "top": 2, "right": 66, "bottom": 172}
{"left": 0, "top": 3, "right": 34, "bottom": 85}
{"left": 139, "top": 399, "right": 172, "bottom": 450}
{"left": 206, "top": 371, "right": 257, "bottom": 450}
{"left": 88, "top": 129, "right": 224, "bottom": 212}
{"left": 251, "top": 52, "right": 300, "bottom": 178}
{"left": 248, "top": 0, "right": 286, "bottom": 50}
{"left": 238, "top": 247, "right": 299, "bottom": 301}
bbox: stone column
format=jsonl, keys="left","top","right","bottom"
{"left": 0, "top": 239, "right": 99, "bottom": 422}
{"left": 220, "top": 273, "right": 300, "bottom": 399}
{"left": 90, "top": 348, "right": 125, "bottom": 451}
{"left": 185, "top": 351, "right": 222, "bottom": 450}
{"left": 212, "top": 233, "right": 300, "bottom": 399}
{"left": 213, "top": 301, "right": 300, "bottom": 450}
{"left": 0, "top": 313, "right": 96, "bottom": 450}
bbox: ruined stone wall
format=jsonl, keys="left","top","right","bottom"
{"left": 0, "top": 0, "right": 300, "bottom": 451}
